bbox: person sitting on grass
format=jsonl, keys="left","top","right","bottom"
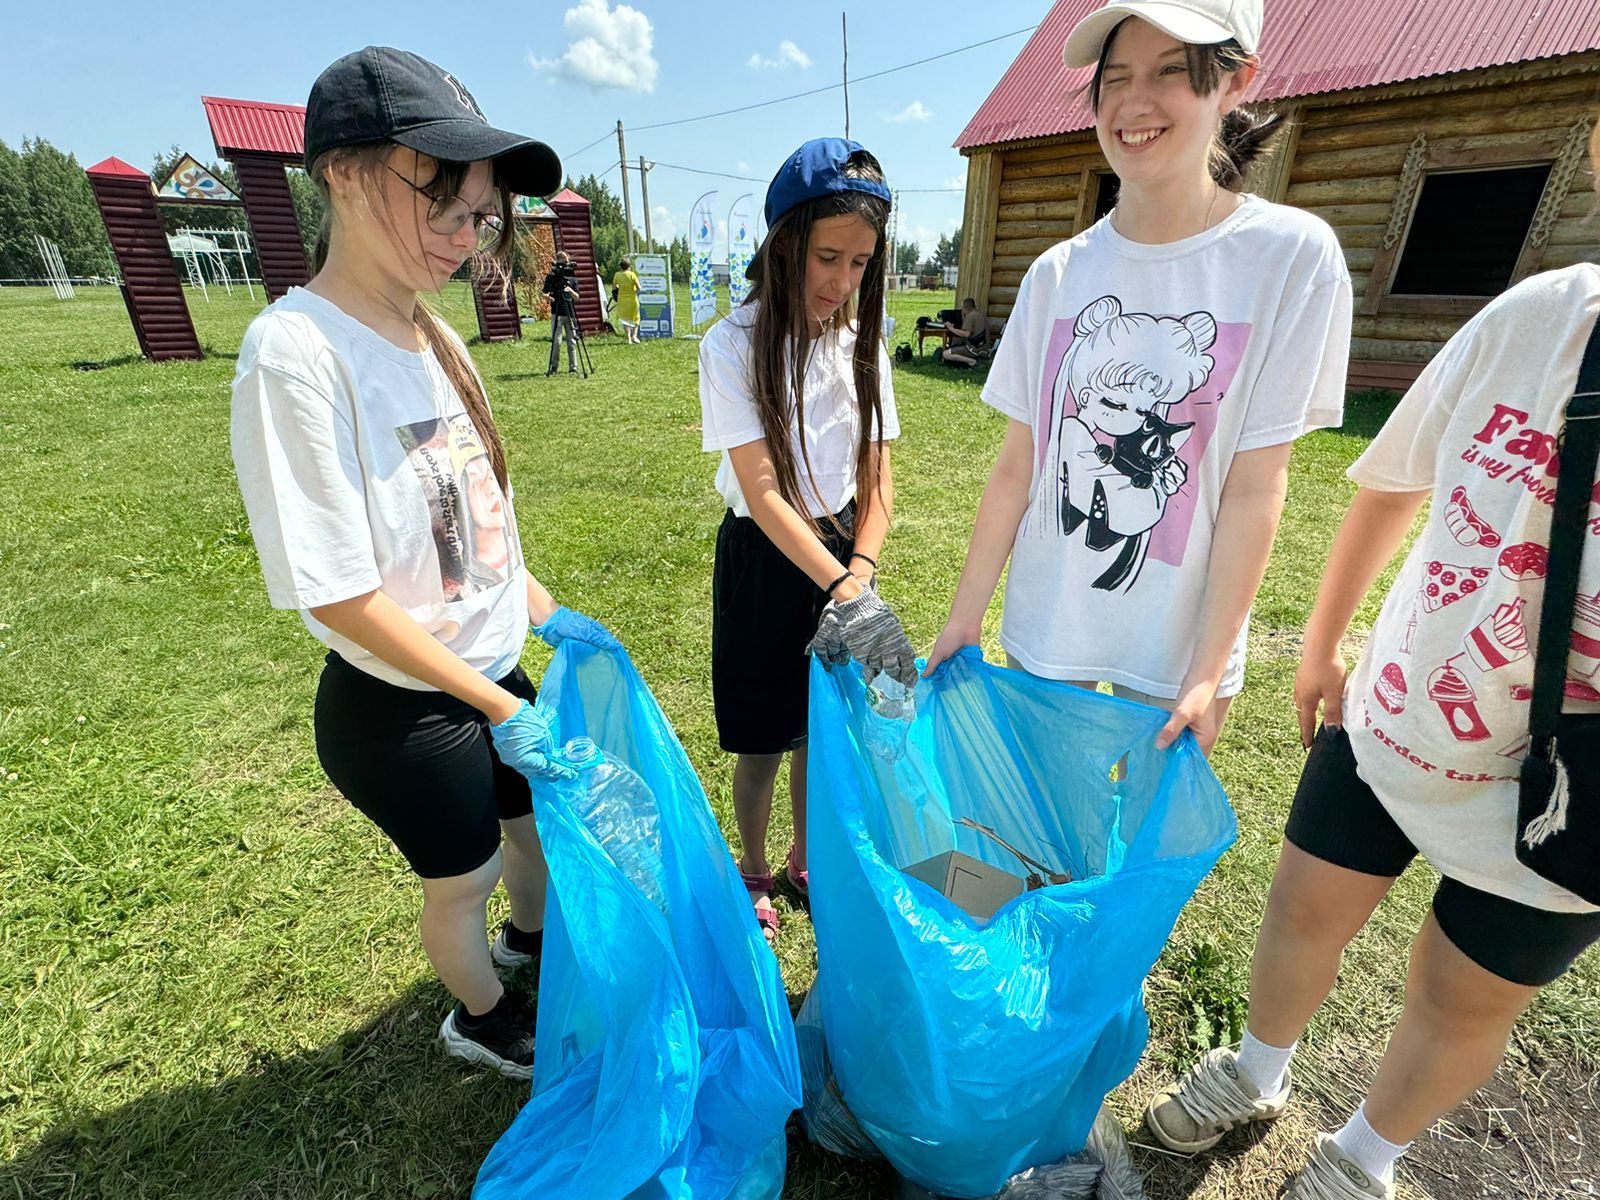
{"left": 1143, "top": 113, "right": 1600, "bottom": 1200}
{"left": 230, "top": 46, "right": 620, "bottom": 1081}
{"left": 938, "top": 298, "right": 990, "bottom": 368}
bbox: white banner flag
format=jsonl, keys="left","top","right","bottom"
{"left": 727, "top": 193, "right": 755, "bottom": 308}
{"left": 689, "top": 190, "right": 719, "bottom": 327}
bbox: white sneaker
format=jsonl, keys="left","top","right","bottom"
{"left": 1283, "top": 1134, "right": 1395, "bottom": 1200}
{"left": 490, "top": 919, "right": 539, "bottom": 969}
{"left": 1144, "top": 1046, "right": 1291, "bottom": 1152}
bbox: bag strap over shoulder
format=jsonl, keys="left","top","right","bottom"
{"left": 1527, "top": 314, "right": 1600, "bottom": 741}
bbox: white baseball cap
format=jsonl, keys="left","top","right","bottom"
{"left": 1062, "top": 0, "right": 1263, "bottom": 69}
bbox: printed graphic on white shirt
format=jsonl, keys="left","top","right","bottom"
{"left": 396, "top": 415, "right": 511, "bottom": 601}
{"left": 1020, "top": 295, "right": 1247, "bottom": 591}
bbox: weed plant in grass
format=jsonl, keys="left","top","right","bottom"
{"left": 1, "top": 284, "right": 1594, "bottom": 1199}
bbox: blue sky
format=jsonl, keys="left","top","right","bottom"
{"left": 3, "top": 1, "right": 1049, "bottom": 259}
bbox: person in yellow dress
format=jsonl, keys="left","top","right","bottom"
{"left": 611, "top": 258, "right": 641, "bottom": 344}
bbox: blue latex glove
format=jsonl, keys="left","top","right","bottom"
{"left": 533, "top": 605, "right": 623, "bottom": 653}
{"left": 489, "top": 700, "right": 577, "bottom": 782}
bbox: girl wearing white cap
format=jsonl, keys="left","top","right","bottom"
{"left": 925, "top": 0, "right": 1350, "bottom": 766}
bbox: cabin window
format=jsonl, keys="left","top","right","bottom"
{"left": 1390, "top": 164, "right": 1553, "bottom": 297}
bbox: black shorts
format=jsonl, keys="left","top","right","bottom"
{"left": 711, "top": 503, "right": 854, "bottom": 755}
{"left": 1286, "top": 724, "right": 1600, "bottom": 987}
{"left": 314, "top": 652, "right": 538, "bottom": 880}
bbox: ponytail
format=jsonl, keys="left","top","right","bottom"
{"left": 414, "top": 302, "right": 511, "bottom": 494}
{"left": 1211, "top": 105, "right": 1286, "bottom": 190}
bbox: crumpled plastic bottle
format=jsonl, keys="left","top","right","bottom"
{"left": 863, "top": 672, "right": 917, "bottom": 762}
{"left": 551, "top": 737, "right": 667, "bottom": 912}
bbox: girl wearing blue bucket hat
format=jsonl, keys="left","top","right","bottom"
{"left": 698, "top": 138, "right": 918, "bottom": 942}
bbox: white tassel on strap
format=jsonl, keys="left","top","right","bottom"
{"left": 1523, "top": 739, "right": 1571, "bottom": 848}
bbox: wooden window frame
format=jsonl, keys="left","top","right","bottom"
{"left": 1363, "top": 131, "right": 1573, "bottom": 318}
{"left": 1074, "top": 168, "right": 1119, "bottom": 233}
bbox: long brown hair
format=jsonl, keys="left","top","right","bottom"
{"left": 743, "top": 148, "right": 890, "bottom": 536}
{"left": 309, "top": 144, "right": 516, "bottom": 491}
{"left": 1088, "top": 23, "right": 1284, "bottom": 190}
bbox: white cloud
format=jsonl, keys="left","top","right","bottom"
{"left": 737, "top": 161, "right": 752, "bottom": 175}
{"left": 650, "top": 205, "right": 679, "bottom": 242}
{"left": 944, "top": 171, "right": 968, "bottom": 190}
{"left": 884, "top": 100, "right": 932, "bottom": 124}
{"left": 747, "top": 39, "right": 812, "bottom": 70}
{"left": 530, "top": 0, "right": 658, "bottom": 93}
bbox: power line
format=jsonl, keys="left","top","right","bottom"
{"left": 563, "top": 129, "right": 616, "bottom": 161}
{"left": 562, "top": 23, "right": 1038, "bottom": 153}
{"left": 648, "top": 159, "right": 765, "bottom": 183}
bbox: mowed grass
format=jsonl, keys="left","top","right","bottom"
{"left": 0, "top": 283, "right": 1595, "bottom": 1200}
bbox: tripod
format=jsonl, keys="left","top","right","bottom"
{"left": 547, "top": 281, "right": 595, "bottom": 379}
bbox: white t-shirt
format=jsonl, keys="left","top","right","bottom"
{"left": 983, "top": 195, "right": 1351, "bottom": 697}
{"left": 231, "top": 288, "right": 529, "bottom": 690}
{"left": 699, "top": 303, "right": 900, "bottom": 518}
{"left": 1345, "top": 264, "right": 1600, "bottom": 913}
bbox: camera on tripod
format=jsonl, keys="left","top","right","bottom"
{"left": 544, "top": 255, "right": 594, "bottom": 378}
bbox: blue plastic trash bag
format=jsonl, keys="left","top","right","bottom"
{"left": 800, "top": 648, "right": 1235, "bottom": 1198}
{"left": 475, "top": 641, "right": 802, "bottom": 1200}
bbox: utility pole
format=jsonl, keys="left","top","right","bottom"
{"left": 638, "top": 156, "right": 655, "bottom": 251}
{"left": 889, "top": 188, "right": 900, "bottom": 275}
{"left": 616, "top": 119, "right": 636, "bottom": 255}
{"left": 841, "top": 12, "right": 851, "bottom": 140}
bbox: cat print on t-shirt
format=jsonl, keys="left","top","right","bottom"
{"left": 396, "top": 414, "right": 512, "bottom": 601}
{"left": 1023, "top": 295, "right": 1247, "bottom": 591}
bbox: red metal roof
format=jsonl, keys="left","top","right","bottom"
{"left": 203, "top": 96, "right": 306, "bottom": 160}
{"left": 86, "top": 156, "right": 150, "bottom": 178}
{"left": 956, "top": 0, "right": 1600, "bottom": 150}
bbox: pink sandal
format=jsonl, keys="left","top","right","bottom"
{"left": 778, "top": 846, "right": 810, "bottom": 913}
{"left": 740, "top": 867, "right": 779, "bottom": 941}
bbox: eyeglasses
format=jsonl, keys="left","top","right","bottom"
{"left": 384, "top": 163, "right": 505, "bottom": 252}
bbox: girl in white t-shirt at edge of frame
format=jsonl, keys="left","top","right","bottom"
{"left": 924, "top": 0, "right": 1353, "bottom": 761}
{"left": 1145, "top": 118, "right": 1600, "bottom": 1199}
{"left": 230, "top": 47, "right": 622, "bottom": 1082}
{"left": 698, "top": 138, "right": 919, "bottom": 944}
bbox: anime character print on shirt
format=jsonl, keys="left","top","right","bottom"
{"left": 1026, "top": 295, "right": 1242, "bottom": 591}
{"left": 396, "top": 414, "right": 513, "bottom": 601}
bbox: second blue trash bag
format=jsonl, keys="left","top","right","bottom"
{"left": 475, "top": 641, "right": 802, "bottom": 1200}
{"left": 802, "top": 648, "right": 1236, "bottom": 1198}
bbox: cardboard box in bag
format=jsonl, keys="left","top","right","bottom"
{"left": 902, "top": 850, "right": 1025, "bottom": 920}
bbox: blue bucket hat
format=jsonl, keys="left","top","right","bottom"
{"left": 764, "top": 138, "right": 891, "bottom": 227}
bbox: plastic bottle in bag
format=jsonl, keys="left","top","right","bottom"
{"left": 554, "top": 737, "right": 668, "bottom": 912}
{"left": 864, "top": 673, "right": 917, "bottom": 762}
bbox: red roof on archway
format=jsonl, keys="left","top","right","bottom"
{"left": 203, "top": 96, "right": 306, "bottom": 160}
{"left": 549, "top": 188, "right": 589, "bottom": 207}
{"left": 86, "top": 156, "right": 150, "bottom": 178}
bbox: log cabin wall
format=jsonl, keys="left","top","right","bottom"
{"left": 958, "top": 55, "right": 1600, "bottom": 386}
{"left": 1289, "top": 59, "right": 1599, "bottom": 384}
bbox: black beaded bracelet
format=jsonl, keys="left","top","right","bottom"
{"left": 825, "top": 570, "right": 853, "bottom": 596}
{"left": 849, "top": 552, "right": 878, "bottom": 570}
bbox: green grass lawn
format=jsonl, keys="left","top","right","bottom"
{"left": 1, "top": 283, "right": 1595, "bottom": 1200}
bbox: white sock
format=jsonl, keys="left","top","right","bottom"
{"left": 1333, "top": 1103, "right": 1409, "bottom": 1183}
{"left": 1235, "top": 1028, "right": 1295, "bottom": 1097}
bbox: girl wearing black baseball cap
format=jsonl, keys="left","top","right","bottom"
{"left": 230, "top": 47, "right": 618, "bottom": 1079}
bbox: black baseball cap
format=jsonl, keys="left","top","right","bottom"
{"left": 304, "top": 47, "right": 562, "bottom": 198}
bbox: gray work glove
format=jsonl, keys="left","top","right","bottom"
{"left": 807, "top": 588, "right": 919, "bottom": 689}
